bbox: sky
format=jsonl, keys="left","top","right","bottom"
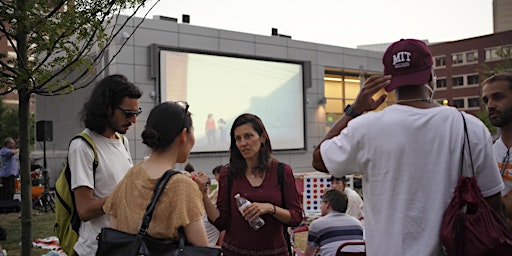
{"left": 124, "top": 0, "right": 494, "bottom": 49}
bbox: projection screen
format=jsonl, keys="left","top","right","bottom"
{"left": 159, "top": 48, "right": 307, "bottom": 153}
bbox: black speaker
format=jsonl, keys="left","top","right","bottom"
{"left": 36, "top": 120, "right": 53, "bottom": 142}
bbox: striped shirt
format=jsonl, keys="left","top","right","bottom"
{"left": 307, "top": 211, "right": 364, "bottom": 255}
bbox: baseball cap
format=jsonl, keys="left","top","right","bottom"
{"left": 383, "top": 39, "right": 433, "bottom": 92}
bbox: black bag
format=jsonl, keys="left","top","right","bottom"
{"left": 96, "top": 170, "right": 221, "bottom": 256}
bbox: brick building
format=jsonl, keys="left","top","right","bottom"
{"left": 429, "top": 29, "right": 512, "bottom": 115}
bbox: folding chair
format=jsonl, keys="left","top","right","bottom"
{"left": 335, "top": 241, "right": 366, "bottom": 256}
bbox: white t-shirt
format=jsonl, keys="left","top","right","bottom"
{"left": 493, "top": 138, "right": 512, "bottom": 195}
{"left": 344, "top": 187, "right": 364, "bottom": 220}
{"left": 69, "top": 129, "right": 133, "bottom": 256}
{"left": 320, "top": 105, "right": 504, "bottom": 256}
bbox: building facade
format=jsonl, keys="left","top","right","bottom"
{"left": 429, "top": 30, "right": 512, "bottom": 115}
{"left": 35, "top": 15, "right": 384, "bottom": 183}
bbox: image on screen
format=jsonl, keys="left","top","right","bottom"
{"left": 159, "top": 49, "right": 306, "bottom": 153}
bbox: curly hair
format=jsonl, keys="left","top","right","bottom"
{"left": 229, "top": 113, "right": 273, "bottom": 176}
{"left": 141, "top": 102, "right": 192, "bottom": 152}
{"left": 81, "top": 74, "right": 142, "bottom": 134}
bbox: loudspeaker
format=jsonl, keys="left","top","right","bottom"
{"left": 36, "top": 120, "right": 53, "bottom": 142}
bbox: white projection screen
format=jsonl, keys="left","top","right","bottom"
{"left": 158, "top": 48, "right": 307, "bottom": 153}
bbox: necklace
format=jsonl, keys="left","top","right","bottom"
{"left": 396, "top": 98, "right": 432, "bottom": 103}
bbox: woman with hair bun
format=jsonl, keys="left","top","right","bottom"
{"left": 103, "top": 101, "right": 209, "bottom": 246}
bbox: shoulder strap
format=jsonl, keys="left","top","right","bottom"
{"left": 228, "top": 162, "right": 285, "bottom": 196}
{"left": 66, "top": 133, "right": 98, "bottom": 184}
{"left": 73, "top": 133, "right": 98, "bottom": 172}
{"left": 138, "top": 170, "right": 180, "bottom": 236}
{"left": 460, "top": 112, "right": 475, "bottom": 176}
{"left": 277, "top": 162, "right": 286, "bottom": 207}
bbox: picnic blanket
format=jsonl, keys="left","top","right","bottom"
{"left": 32, "top": 236, "right": 67, "bottom": 255}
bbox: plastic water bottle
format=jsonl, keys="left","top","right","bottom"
{"left": 235, "top": 193, "right": 265, "bottom": 230}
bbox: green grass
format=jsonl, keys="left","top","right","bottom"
{"left": 0, "top": 211, "right": 56, "bottom": 256}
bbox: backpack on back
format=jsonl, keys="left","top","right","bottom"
{"left": 54, "top": 133, "right": 98, "bottom": 256}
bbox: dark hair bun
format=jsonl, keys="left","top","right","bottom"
{"left": 141, "top": 128, "right": 160, "bottom": 148}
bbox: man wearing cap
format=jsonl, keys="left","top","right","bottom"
{"left": 312, "top": 39, "right": 505, "bottom": 255}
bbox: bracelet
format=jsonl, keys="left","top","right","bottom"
{"left": 272, "top": 204, "right": 277, "bottom": 215}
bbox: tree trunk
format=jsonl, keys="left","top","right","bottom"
{"left": 18, "top": 89, "right": 32, "bottom": 256}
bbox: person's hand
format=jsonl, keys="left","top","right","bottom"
{"left": 242, "top": 202, "right": 272, "bottom": 222}
{"left": 352, "top": 74, "right": 391, "bottom": 115}
{"left": 192, "top": 172, "right": 210, "bottom": 194}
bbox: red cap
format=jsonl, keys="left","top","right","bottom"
{"left": 383, "top": 39, "right": 433, "bottom": 92}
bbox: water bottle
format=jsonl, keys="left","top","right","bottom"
{"left": 234, "top": 193, "right": 265, "bottom": 230}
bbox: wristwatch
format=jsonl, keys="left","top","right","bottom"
{"left": 344, "top": 104, "right": 360, "bottom": 118}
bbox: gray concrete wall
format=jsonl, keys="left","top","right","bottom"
{"left": 34, "top": 15, "right": 383, "bottom": 184}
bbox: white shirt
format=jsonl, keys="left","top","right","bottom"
{"left": 320, "top": 105, "right": 504, "bottom": 256}
{"left": 69, "top": 129, "right": 132, "bottom": 255}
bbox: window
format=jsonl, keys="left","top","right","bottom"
{"left": 453, "top": 99, "right": 465, "bottom": 108}
{"left": 452, "top": 76, "right": 464, "bottom": 86}
{"left": 452, "top": 53, "right": 463, "bottom": 64}
{"left": 468, "top": 97, "right": 480, "bottom": 108}
{"left": 435, "top": 56, "right": 446, "bottom": 67}
{"left": 467, "top": 75, "right": 479, "bottom": 85}
{"left": 436, "top": 78, "right": 447, "bottom": 89}
{"left": 466, "top": 52, "right": 478, "bottom": 62}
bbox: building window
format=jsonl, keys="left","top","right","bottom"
{"left": 485, "top": 47, "right": 501, "bottom": 61}
{"left": 452, "top": 53, "right": 464, "bottom": 64}
{"left": 7, "top": 39, "right": 17, "bottom": 48}
{"left": 452, "top": 76, "right": 464, "bottom": 87}
{"left": 434, "top": 56, "right": 446, "bottom": 67}
{"left": 468, "top": 97, "right": 480, "bottom": 108}
{"left": 467, "top": 75, "right": 479, "bottom": 85}
{"left": 436, "top": 78, "right": 447, "bottom": 89}
{"left": 453, "top": 99, "right": 465, "bottom": 108}
{"left": 466, "top": 51, "right": 478, "bottom": 62}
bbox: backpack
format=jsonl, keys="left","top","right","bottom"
{"left": 54, "top": 133, "right": 98, "bottom": 256}
{"left": 227, "top": 162, "right": 296, "bottom": 256}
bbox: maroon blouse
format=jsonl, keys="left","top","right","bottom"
{"left": 211, "top": 160, "right": 303, "bottom": 256}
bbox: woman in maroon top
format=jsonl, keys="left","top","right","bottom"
{"left": 195, "top": 113, "right": 303, "bottom": 256}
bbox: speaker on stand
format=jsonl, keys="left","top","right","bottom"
{"left": 34, "top": 120, "right": 55, "bottom": 212}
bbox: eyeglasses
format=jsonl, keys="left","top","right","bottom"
{"left": 500, "top": 150, "right": 510, "bottom": 176}
{"left": 175, "top": 101, "right": 189, "bottom": 127}
{"left": 117, "top": 107, "right": 142, "bottom": 118}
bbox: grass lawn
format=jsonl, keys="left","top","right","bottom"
{"left": 0, "top": 209, "right": 309, "bottom": 256}
{"left": 0, "top": 211, "right": 56, "bottom": 256}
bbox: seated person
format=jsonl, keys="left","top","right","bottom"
{"left": 331, "top": 175, "right": 364, "bottom": 221}
{"left": 304, "top": 189, "right": 364, "bottom": 256}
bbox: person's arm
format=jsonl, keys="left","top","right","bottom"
{"left": 303, "top": 245, "right": 317, "bottom": 256}
{"left": 503, "top": 190, "right": 512, "bottom": 221}
{"left": 183, "top": 217, "right": 209, "bottom": 246}
{"left": 109, "top": 215, "right": 118, "bottom": 228}
{"left": 74, "top": 186, "right": 107, "bottom": 221}
{"left": 194, "top": 172, "right": 221, "bottom": 222}
{"left": 312, "top": 74, "right": 391, "bottom": 173}
{"left": 484, "top": 192, "right": 506, "bottom": 221}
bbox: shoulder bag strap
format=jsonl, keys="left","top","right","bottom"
{"left": 138, "top": 169, "right": 180, "bottom": 235}
{"left": 460, "top": 112, "right": 476, "bottom": 176}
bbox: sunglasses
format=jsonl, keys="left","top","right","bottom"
{"left": 117, "top": 107, "right": 142, "bottom": 118}
{"left": 175, "top": 101, "right": 189, "bottom": 128}
{"left": 500, "top": 150, "right": 510, "bottom": 176}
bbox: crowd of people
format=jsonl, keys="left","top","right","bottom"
{"left": 1, "top": 37, "right": 509, "bottom": 256}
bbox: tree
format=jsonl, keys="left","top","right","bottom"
{"left": 0, "top": 99, "right": 35, "bottom": 146}
{"left": 0, "top": 1, "right": 159, "bottom": 254}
